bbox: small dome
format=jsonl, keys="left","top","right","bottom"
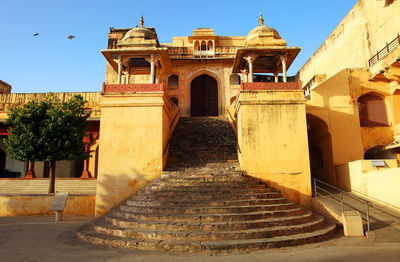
{"left": 122, "top": 27, "right": 156, "bottom": 41}
{"left": 247, "top": 25, "right": 280, "bottom": 39}
{"left": 246, "top": 13, "right": 281, "bottom": 42}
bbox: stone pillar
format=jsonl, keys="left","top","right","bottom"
{"left": 25, "top": 161, "right": 35, "bottom": 179}
{"left": 80, "top": 135, "right": 91, "bottom": 179}
{"left": 246, "top": 57, "right": 253, "bottom": 83}
{"left": 116, "top": 59, "right": 122, "bottom": 84}
{"left": 281, "top": 55, "right": 287, "bottom": 83}
{"left": 123, "top": 71, "right": 129, "bottom": 84}
{"left": 241, "top": 69, "right": 248, "bottom": 83}
{"left": 150, "top": 55, "right": 155, "bottom": 84}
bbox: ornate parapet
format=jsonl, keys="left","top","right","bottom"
{"left": 240, "top": 82, "right": 302, "bottom": 91}
{"left": 102, "top": 83, "right": 165, "bottom": 93}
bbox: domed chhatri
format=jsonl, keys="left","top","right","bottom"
{"left": 118, "top": 16, "right": 159, "bottom": 47}
{"left": 246, "top": 13, "right": 287, "bottom": 47}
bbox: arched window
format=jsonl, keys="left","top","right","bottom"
{"left": 207, "top": 40, "right": 213, "bottom": 51}
{"left": 170, "top": 97, "right": 178, "bottom": 106}
{"left": 168, "top": 75, "right": 179, "bottom": 88}
{"left": 194, "top": 41, "right": 200, "bottom": 51}
{"left": 357, "top": 93, "right": 388, "bottom": 127}
{"left": 229, "top": 74, "right": 241, "bottom": 85}
{"left": 200, "top": 41, "right": 208, "bottom": 51}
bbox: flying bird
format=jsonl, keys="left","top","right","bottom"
{"left": 67, "top": 35, "right": 75, "bottom": 40}
{"left": 33, "top": 33, "right": 39, "bottom": 37}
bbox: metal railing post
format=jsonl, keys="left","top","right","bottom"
{"left": 313, "top": 179, "right": 317, "bottom": 197}
{"left": 341, "top": 192, "right": 344, "bottom": 213}
{"left": 366, "top": 202, "right": 370, "bottom": 232}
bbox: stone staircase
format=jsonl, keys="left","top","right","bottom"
{"left": 77, "top": 117, "right": 335, "bottom": 252}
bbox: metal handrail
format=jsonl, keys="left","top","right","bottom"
{"left": 312, "top": 178, "right": 372, "bottom": 231}
{"left": 368, "top": 33, "right": 400, "bottom": 67}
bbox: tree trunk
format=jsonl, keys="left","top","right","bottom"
{"left": 48, "top": 160, "right": 56, "bottom": 193}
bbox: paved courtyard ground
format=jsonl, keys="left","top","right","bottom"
{"left": 0, "top": 216, "right": 400, "bottom": 262}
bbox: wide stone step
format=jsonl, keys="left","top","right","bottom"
{"left": 130, "top": 191, "right": 282, "bottom": 201}
{"left": 145, "top": 184, "right": 268, "bottom": 192}
{"left": 118, "top": 202, "right": 297, "bottom": 215}
{"left": 141, "top": 187, "right": 271, "bottom": 196}
{"left": 201, "top": 222, "right": 336, "bottom": 251}
{"left": 112, "top": 207, "right": 305, "bottom": 223}
{"left": 77, "top": 221, "right": 335, "bottom": 252}
{"left": 151, "top": 179, "right": 262, "bottom": 187}
{"left": 158, "top": 175, "right": 246, "bottom": 182}
{"left": 93, "top": 216, "right": 325, "bottom": 241}
{"left": 105, "top": 211, "right": 314, "bottom": 231}
{"left": 161, "top": 170, "right": 242, "bottom": 177}
{"left": 125, "top": 197, "right": 288, "bottom": 207}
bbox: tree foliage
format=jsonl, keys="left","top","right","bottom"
{"left": 4, "top": 94, "right": 90, "bottom": 192}
{"left": 5, "top": 94, "right": 90, "bottom": 162}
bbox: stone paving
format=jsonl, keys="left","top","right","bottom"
{"left": 1, "top": 216, "right": 400, "bottom": 262}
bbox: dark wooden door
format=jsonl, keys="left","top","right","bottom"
{"left": 190, "top": 74, "right": 218, "bottom": 116}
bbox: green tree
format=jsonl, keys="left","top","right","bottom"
{"left": 4, "top": 94, "right": 90, "bottom": 193}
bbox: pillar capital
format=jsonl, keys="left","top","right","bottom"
{"left": 279, "top": 54, "right": 288, "bottom": 62}
{"left": 245, "top": 56, "right": 254, "bottom": 63}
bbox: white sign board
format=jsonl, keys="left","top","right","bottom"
{"left": 50, "top": 192, "right": 68, "bottom": 211}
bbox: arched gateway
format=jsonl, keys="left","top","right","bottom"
{"left": 190, "top": 74, "right": 218, "bottom": 116}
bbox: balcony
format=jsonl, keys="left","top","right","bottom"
{"left": 240, "top": 82, "right": 302, "bottom": 91}
{"left": 102, "top": 83, "right": 165, "bottom": 93}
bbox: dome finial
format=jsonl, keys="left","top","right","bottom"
{"left": 258, "top": 13, "right": 264, "bottom": 26}
{"left": 139, "top": 15, "right": 144, "bottom": 27}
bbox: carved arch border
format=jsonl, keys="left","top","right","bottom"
{"left": 186, "top": 70, "right": 224, "bottom": 116}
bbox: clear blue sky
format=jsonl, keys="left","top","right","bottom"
{"left": 0, "top": 0, "right": 358, "bottom": 93}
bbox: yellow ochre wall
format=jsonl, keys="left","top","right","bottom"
{"left": 0, "top": 195, "right": 95, "bottom": 216}
{"left": 95, "top": 92, "right": 178, "bottom": 216}
{"left": 306, "top": 69, "right": 396, "bottom": 169}
{"left": 306, "top": 70, "right": 365, "bottom": 167}
{"left": 236, "top": 90, "right": 312, "bottom": 207}
{"left": 298, "top": 0, "right": 400, "bottom": 85}
{"left": 335, "top": 160, "right": 400, "bottom": 210}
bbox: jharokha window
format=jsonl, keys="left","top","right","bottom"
{"left": 357, "top": 93, "right": 389, "bottom": 127}
{"left": 168, "top": 75, "right": 179, "bottom": 88}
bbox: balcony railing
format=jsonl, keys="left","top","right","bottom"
{"left": 240, "top": 82, "right": 302, "bottom": 91}
{"left": 369, "top": 33, "right": 400, "bottom": 67}
{"left": 168, "top": 46, "right": 237, "bottom": 58}
{"left": 102, "top": 83, "right": 165, "bottom": 93}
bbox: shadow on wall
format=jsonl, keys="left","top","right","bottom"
{"left": 95, "top": 168, "right": 158, "bottom": 217}
{"left": 244, "top": 173, "right": 312, "bottom": 209}
{"left": 382, "top": 0, "right": 396, "bottom": 7}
